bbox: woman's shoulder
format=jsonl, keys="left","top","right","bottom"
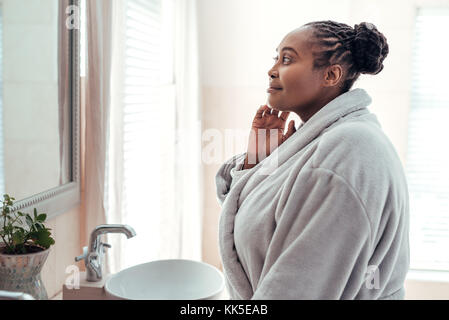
{"left": 311, "top": 116, "right": 398, "bottom": 172}
{"left": 323, "top": 116, "right": 385, "bottom": 148}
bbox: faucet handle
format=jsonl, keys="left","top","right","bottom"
{"left": 75, "top": 246, "right": 88, "bottom": 262}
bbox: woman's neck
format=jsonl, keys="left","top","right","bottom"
{"left": 295, "top": 89, "right": 342, "bottom": 123}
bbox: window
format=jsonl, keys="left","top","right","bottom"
{"left": 108, "top": 0, "right": 177, "bottom": 269}
{"left": 407, "top": 7, "right": 449, "bottom": 272}
{"left": 82, "top": 0, "right": 200, "bottom": 271}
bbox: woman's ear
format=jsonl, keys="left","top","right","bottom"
{"left": 323, "top": 64, "right": 343, "bottom": 87}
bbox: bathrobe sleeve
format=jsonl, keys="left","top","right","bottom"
{"left": 252, "top": 167, "right": 373, "bottom": 300}
{"left": 215, "top": 152, "right": 249, "bottom": 206}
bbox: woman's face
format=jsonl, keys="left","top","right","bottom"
{"left": 267, "top": 27, "right": 328, "bottom": 117}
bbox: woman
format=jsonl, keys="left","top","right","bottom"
{"left": 215, "top": 20, "right": 410, "bottom": 300}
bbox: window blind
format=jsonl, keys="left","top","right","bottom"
{"left": 407, "top": 7, "right": 449, "bottom": 272}
{"left": 121, "top": 0, "right": 177, "bottom": 267}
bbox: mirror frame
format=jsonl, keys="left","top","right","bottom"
{"left": 10, "top": 0, "right": 81, "bottom": 218}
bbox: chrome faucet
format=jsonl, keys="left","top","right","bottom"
{"left": 75, "top": 224, "right": 136, "bottom": 282}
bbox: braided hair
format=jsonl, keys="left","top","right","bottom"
{"left": 302, "top": 20, "right": 389, "bottom": 93}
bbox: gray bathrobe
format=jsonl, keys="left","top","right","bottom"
{"left": 215, "top": 88, "right": 410, "bottom": 300}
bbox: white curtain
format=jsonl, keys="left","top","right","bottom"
{"left": 173, "top": 0, "right": 203, "bottom": 261}
{"left": 103, "top": 0, "right": 126, "bottom": 274}
{"left": 103, "top": 0, "right": 203, "bottom": 274}
{"left": 83, "top": 0, "right": 112, "bottom": 273}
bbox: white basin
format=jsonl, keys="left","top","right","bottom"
{"left": 104, "top": 259, "right": 225, "bottom": 300}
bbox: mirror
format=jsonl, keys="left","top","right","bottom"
{"left": 0, "top": 0, "right": 80, "bottom": 217}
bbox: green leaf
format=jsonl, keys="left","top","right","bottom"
{"left": 33, "top": 208, "right": 37, "bottom": 219}
{"left": 12, "top": 230, "right": 25, "bottom": 245}
{"left": 15, "top": 226, "right": 25, "bottom": 233}
{"left": 30, "top": 229, "right": 55, "bottom": 249}
{"left": 36, "top": 214, "right": 47, "bottom": 222}
{"left": 25, "top": 214, "right": 33, "bottom": 227}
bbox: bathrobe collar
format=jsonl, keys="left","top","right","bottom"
{"left": 275, "top": 87, "right": 374, "bottom": 164}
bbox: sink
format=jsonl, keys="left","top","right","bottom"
{"left": 104, "top": 259, "right": 225, "bottom": 300}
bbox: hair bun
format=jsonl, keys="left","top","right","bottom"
{"left": 351, "top": 22, "right": 389, "bottom": 74}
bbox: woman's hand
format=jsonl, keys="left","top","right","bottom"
{"left": 243, "top": 104, "right": 296, "bottom": 169}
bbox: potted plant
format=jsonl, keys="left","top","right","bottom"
{"left": 0, "top": 194, "right": 55, "bottom": 299}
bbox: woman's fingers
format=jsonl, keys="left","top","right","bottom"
{"left": 280, "top": 111, "right": 290, "bottom": 121}
{"left": 284, "top": 120, "right": 296, "bottom": 139}
{"left": 255, "top": 105, "right": 272, "bottom": 118}
{"left": 271, "top": 109, "right": 279, "bottom": 117}
{"left": 255, "top": 105, "right": 266, "bottom": 119}
{"left": 262, "top": 105, "right": 271, "bottom": 117}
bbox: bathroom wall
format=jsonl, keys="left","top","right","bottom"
{"left": 197, "top": 0, "right": 449, "bottom": 299}
{"left": 40, "top": 206, "right": 81, "bottom": 298}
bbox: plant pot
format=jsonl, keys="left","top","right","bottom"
{"left": 0, "top": 245, "right": 50, "bottom": 300}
